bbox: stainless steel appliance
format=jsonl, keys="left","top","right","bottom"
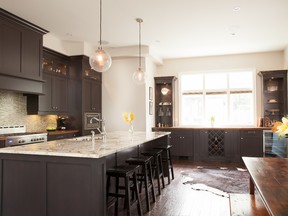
{"left": 263, "top": 129, "right": 288, "bottom": 158}
{"left": 0, "top": 125, "right": 47, "bottom": 147}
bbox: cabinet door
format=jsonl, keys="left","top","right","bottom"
{"left": 39, "top": 73, "right": 68, "bottom": 113}
{"left": 39, "top": 73, "right": 53, "bottom": 112}
{"left": 91, "top": 81, "right": 101, "bottom": 113}
{"left": 21, "top": 29, "right": 42, "bottom": 80}
{"left": 224, "top": 130, "right": 240, "bottom": 162}
{"left": 240, "top": 130, "right": 263, "bottom": 157}
{"left": 52, "top": 75, "right": 68, "bottom": 112}
{"left": 0, "top": 20, "right": 42, "bottom": 80}
{"left": 83, "top": 79, "right": 101, "bottom": 112}
{"left": 0, "top": 20, "right": 21, "bottom": 76}
{"left": 170, "top": 132, "right": 193, "bottom": 157}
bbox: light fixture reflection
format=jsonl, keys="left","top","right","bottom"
{"left": 132, "top": 18, "right": 146, "bottom": 85}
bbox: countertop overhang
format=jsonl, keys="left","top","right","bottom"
{"left": 0, "top": 131, "right": 170, "bottom": 159}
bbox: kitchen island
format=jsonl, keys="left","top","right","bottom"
{"left": 0, "top": 131, "right": 170, "bottom": 216}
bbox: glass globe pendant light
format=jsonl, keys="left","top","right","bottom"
{"left": 132, "top": 18, "right": 146, "bottom": 85}
{"left": 89, "top": 0, "right": 112, "bottom": 72}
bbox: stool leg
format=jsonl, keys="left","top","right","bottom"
{"left": 158, "top": 154, "right": 165, "bottom": 189}
{"left": 115, "top": 177, "right": 119, "bottom": 216}
{"left": 125, "top": 176, "right": 131, "bottom": 216}
{"left": 148, "top": 161, "right": 156, "bottom": 203}
{"left": 154, "top": 156, "right": 161, "bottom": 195}
{"left": 133, "top": 171, "right": 143, "bottom": 216}
{"left": 168, "top": 149, "right": 174, "bottom": 180}
{"left": 143, "top": 163, "right": 150, "bottom": 211}
{"left": 106, "top": 175, "right": 111, "bottom": 205}
{"left": 165, "top": 150, "right": 171, "bottom": 184}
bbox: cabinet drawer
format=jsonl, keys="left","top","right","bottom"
{"left": 240, "top": 130, "right": 262, "bottom": 137}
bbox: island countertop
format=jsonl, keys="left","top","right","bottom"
{"left": 0, "top": 131, "right": 170, "bottom": 159}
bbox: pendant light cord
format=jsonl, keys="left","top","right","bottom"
{"left": 99, "top": 0, "right": 102, "bottom": 47}
{"left": 136, "top": 18, "right": 143, "bottom": 68}
{"left": 139, "top": 20, "right": 141, "bottom": 68}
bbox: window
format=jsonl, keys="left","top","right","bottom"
{"left": 180, "top": 70, "right": 255, "bottom": 126}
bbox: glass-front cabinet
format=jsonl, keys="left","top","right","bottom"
{"left": 154, "top": 76, "right": 177, "bottom": 127}
{"left": 259, "top": 70, "right": 287, "bottom": 127}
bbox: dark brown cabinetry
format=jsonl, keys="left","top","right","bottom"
{"left": 82, "top": 78, "right": 101, "bottom": 112}
{"left": 154, "top": 76, "right": 177, "bottom": 127}
{"left": 259, "top": 70, "right": 287, "bottom": 126}
{"left": 27, "top": 48, "right": 69, "bottom": 114}
{"left": 195, "top": 130, "right": 239, "bottom": 162}
{"left": 170, "top": 131, "right": 194, "bottom": 158}
{"left": 69, "top": 55, "right": 102, "bottom": 135}
{"left": 40, "top": 49, "right": 69, "bottom": 113}
{"left": 47, "top": 131, "right": 80, "bottom": 141}
{"left": 240, "top": 130, "right": 263, "bottom": 157}
{"left": 0, "top": 8, "right": 48, "bottom": 94}
{"left": 0, "top": 140, "right": 4, "bottom": 148}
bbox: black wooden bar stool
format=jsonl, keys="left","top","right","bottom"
{"left": 154, "top": 145, "right": 175, "bottom": 184}
{"left": 126, "top": 156, "right": 156, "bottom": 211}
{"left": 106, "top": 165, "right": 143, "bottom": 216}
{"left": 141, "top": 149, "right": 165, "bottom": 195}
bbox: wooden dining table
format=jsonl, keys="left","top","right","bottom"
{"left": 242, "top": 157, "right": 288, "bottom": 216}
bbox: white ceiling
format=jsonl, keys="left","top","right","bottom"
{"left": 1, "top": 0, "right": 288, "bottom": 59}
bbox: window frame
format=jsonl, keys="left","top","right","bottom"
{"left": 179, "top": 69, "right": 257, "bottom": 127}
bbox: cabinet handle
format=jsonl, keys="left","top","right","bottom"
{"left": 247, "top": 131, "right": 256, "bottom": 134}
{"left": 240, "top": 137, "right": 244, "bottom": 140}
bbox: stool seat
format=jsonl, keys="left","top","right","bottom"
{"left": 154, "top": 145, "right": 174, "bottom": 184}
{"left": 106, "top": 164, "right": 143, "bottom": 216}
{"left": 126, "top": 156, "right": 156, "bottom": 211}
{"left": 154, "top": 144, "right": 173, "bottom": 150}
{"left": 126, "top": 156, "right": 153, "bottom": 165}
{"left": 141, "top": 149, "right": 165, "bottom": 195}
{"left": 141, "top": 149, "right": 163, "bottom": 157}
{"left": 106, "top": 165, "right": 140, "bottom": 176}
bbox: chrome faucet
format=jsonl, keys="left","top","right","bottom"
{"left": 90, "top": 116, "right": 106, "bottom": 140}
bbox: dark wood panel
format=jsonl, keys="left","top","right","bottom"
{"left": 2, "top": 159, "right": 43, "bottom": 216}
{"left": 47, "top": 163, "right": 92, "bottom": 216}
{"left": 0, "top": 20, "right": 21, "bottom": 76}
{"left": 21, "top": 29, "right": 42, "bottom": 79}
{"left": 0, "top": 154, "right": 106, "bottom": 216}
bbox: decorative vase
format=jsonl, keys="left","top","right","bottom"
{"left": 128, "top": 123, "right": 134, "bottom": 137}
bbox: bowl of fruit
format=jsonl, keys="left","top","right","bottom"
{"left": 46, "top": 126, "right": 57, "bottom": 132}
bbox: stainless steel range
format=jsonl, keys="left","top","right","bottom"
{"left": 0, "top": 125, "right": 47, "bottom": 147}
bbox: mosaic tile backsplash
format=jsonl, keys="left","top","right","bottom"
{"left": 0, "top": 90, "right": 57, "bottom": 132}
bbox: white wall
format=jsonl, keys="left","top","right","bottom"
{"left": 145, "top": 57, "right": 156, "bottom": 132}
{"left": 102, "top": 57, "right": 146, "bottom": 132}
{"left": 156, "top": 51, "right": 285, "bottom": 126}
{"left": 284, "top": 46, "right": 288, "bottom": 69}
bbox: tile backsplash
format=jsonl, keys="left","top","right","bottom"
{"left": 0, "top": 90, "right": 57, "bottom": 132}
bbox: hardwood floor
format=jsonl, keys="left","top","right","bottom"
{"left": 107, "top": 160, "right": 245, "bottom": 216}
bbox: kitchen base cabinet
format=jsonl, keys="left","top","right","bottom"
{"left": 240, "top": 130, "right": 263, "bottom": 157}
{"left": 0, "top": 140, "right": 4, "bottom": 148}
{"left": 170, "top": 131, "right": 194, "bottom": 159}
{"left": 192, "top": 129, "right": 240, "bottom": 162}
{"left": 0, "top": 154, "right": 106, "bottom": 216}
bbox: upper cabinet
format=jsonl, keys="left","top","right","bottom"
{"left": 27, "top": 48, "right": 69, "bottom": 114}
{"left": 69, "top": 55, "right": 102, "bottom": 135}
{"left": 259, "top": 70, "right": 287, "bottom": 126}
{"left": 0, "top": 8, "right": 48, "bottom": 94}
{"left": 154, "top": 76, "right": 177, "bottom": 127}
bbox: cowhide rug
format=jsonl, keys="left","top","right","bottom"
{"left": 182, "top": 166, "right": 249, "bottom": 195}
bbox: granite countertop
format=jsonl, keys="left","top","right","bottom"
{"left": 0, "top": 131, "right": 170, "bottom": 159}
{"left": 152, "top": 126, "right": 271, "bottom": 130}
